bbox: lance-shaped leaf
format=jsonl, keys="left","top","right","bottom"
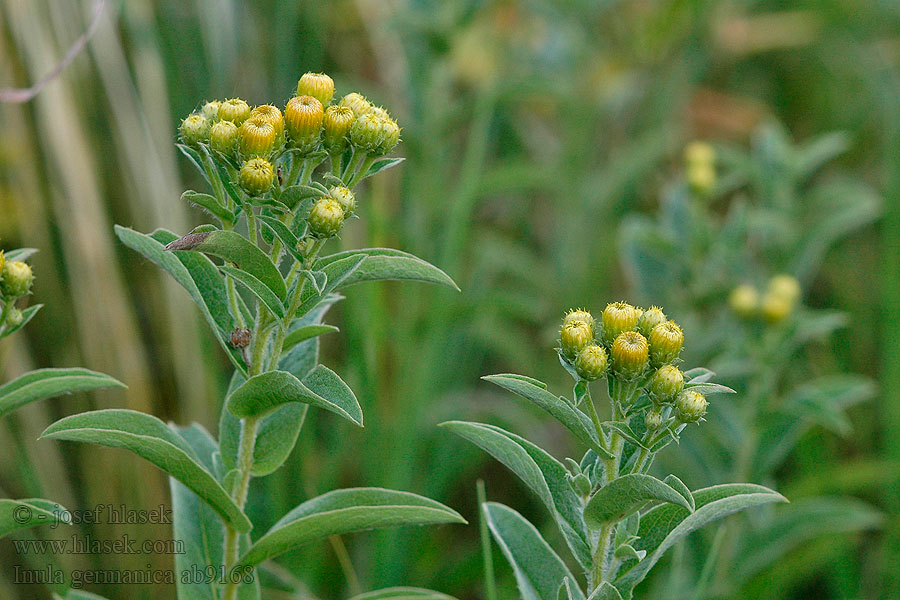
{"left": 364, "top": 157, "right": 405, "bottom": 178}
{"left": 0, "top": 499, "right": 69, "bottom": 538}
{"left": 294, "top": 255, "right": 367, "bottom": 318}
{"left": 115, "top": 227, "right": 247, "bottom": 375}
{"left": 165, "top": 230, "right": 286, "bottom": 299}
{"left": 226, "top": 368, "right": 362, "bottom": 426}
{"left": 483, "top": 374, "right": 612, "bottom": 459}
{"left": 0, "top": 368, "right": 124, "bottom": 419}
{"left": 315, "top": 248, "right": 458, "bottom": 291}
{"left": 258, "top": 215, "right": 304, "bottom": 263}
{"left": 4, "top": 248, "right": 38, "bottom": 262}
{"left": 584, "top": 474, "right": 693, "bottom": 528}
{"left": 237, "top": 488, "right": 465, "bottom": 567}
{"left": 482, "top": 502, "right": 584, "bottom": 600}
{"left": 220, "top": 266, "right": 285, "bottom": 319}
{"left": 40, "top": 409, "right": 251, "bottom": 533}
{"left": 615, "top": 483, "right": 787, "bottom": 591}
{"left": 586, "top": 583, "right": 623, "bottom": 600}
{"left": 441, "top": 421, "right": 590, "bottom": 568}
{"left": 348, "top": 588, "right": 457, "bottom": 600}
{"left": 282, "top": 324, "right": 338, "bottom": 353}
{"left": 182, "top": 191, "right": 236, "bottom": 225}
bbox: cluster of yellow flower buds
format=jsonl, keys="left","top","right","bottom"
{"left": 559, "top": 302, "right": 707, "bottom": 424}
{"left": 684, "top": 141, "right": 716, "bottom": 196}
{"left": 177, "top": 71, "right": 402, "bottom": 202}
{"left": 729, "top": 274, "right": 802, "bottom": 324}
{"left": 0, "top": 251, "right": 34, "bottom": 329}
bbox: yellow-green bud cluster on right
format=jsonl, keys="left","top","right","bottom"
{"left": 728, "top": 274, "right": 802, "bottom": 324}
{"left": 684, "top": 140, "right": 716, "bottom": 196}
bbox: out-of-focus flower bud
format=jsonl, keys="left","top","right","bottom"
{"left": 637, "top": 306, "right": 667, "bottom": 338}
{"left": 575, "top": 344, "right": 608, "bottom": 381}
{"left": 297, "top": 72, "right": 335, "bottom": 107}
{"left": 761, "top": 292, "right": 793, "bottom": 324}
{"left": 5, "top": 307, "right": 23, "bottom": 328}
{"left": 323, "top": 105, "right": 356, "bottom": 154}
{"left": 648, "top": 364, "right": 684, "bottom": 402}
{"left": 684, "top": 141, "right": 714, "bottom": 167}
{"left": 239, "top": 158, "right": 275, "bottom": 196}
{"left": 218, "top": 98, "right": 251, "bottom": 125}
{"left": 688, "top": 162, "right": 716, "bottom": 195}
{"left": 560, "top": 320, "right": 593, "bottom": 358}
{"left": 649, "top": 321, "right": 684, "bottom": 365}
{"left": 209, "top": 120, "right": 239, "bottom": 156}
{"left": 729, "top": 284, "right": 759, "bottom": 319}
{"left": 768, "top": 274, "right": 801, "bottom": 305}
{"left": 602, "top": 302, "right": 640, "bottom": 344}
{"left": 200, "top": 100, "right": 221, "bottom": 122}
{"left": 285, "top": 96, "right": 324, "bottom": 153}
{"left": 328, "top": 186, "right": 356, "bottom": 216}
{"left": 307, "top": 197, "right": 345, "bottom": 238}
{"left": 675, "top": 390, "right": 708, "bottom": 423}
{"left": 338, "top": 92, "right": 372, "bottom": 117}
{"left": 0, "top": 250, "right": 5, "bottom": 281}
{"left": 611, "top": 331, "right": 649, "bottom": 378}
{"left": 1, "top": 261, "right": 33, "bottom": 298}
{"left": 179, "top": 114, "right": 209, "bottom": 145}
{"left": 239, "top": 117, "right": 277, "bottom": 159}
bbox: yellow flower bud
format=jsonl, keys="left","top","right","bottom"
{"left": 328, "top": 186, "right": 356, "bottom": 216}
{"left": 349, "top": 113, "right": 387, "bottom": 153}
{"left": 560, "top": 320, "right": 593, "bottom": 358}
{"left": 338, "top": 92, "right": 372, "bottom": 117}
{"left": 564, "top": 309, "right": 594, "bottom": 331}
{"left": 675, "top": 390, "right": 708, "bottom": 423}
{"left": 285, "top": 96, "right": 324, "bottom": 152}
{"left": 1, "top": 261, "right": 33, "bottom": 298}
{"left": 250, "top": 104, "right": 285, "bottom": 141}
{"left": 644, "top": 409, "right": 663, "bottom": 430}
{"left": 239, "top": 158, "right": 275, "bottom": 196}
{"left": 649, "top": 321, "right": 684, "bottom": 365}
{"left": 179, "top": 114, "right": 209, "bottom": 145}
{"left": 729, "top": 284, "right": 759, "bottom": 319}
{"left": 648, "top": 365, "right": 684, "bottom": 402}
{"left": 575, "top": 344, "right": 608, "bottom": 381}
{"left": 602, "top": 302, "right": 640, "bottom": 344}
{"left": 684, "top": 141, "right": 715, "bottom": 167}
{"left": 297, "top": 72, "right": 335, "bottom": 107}
{"left": 768, "top": 274, "right": 801, "bottom": 305}
{"left": 637, "top": 306, "right": 667, "bottom": 338}
{"left": 323, "top": 105, "right": 356, "bottom": 154}
{"left": 761, "top": 292, "right": 793, "bottom": 324}
{"left": 307, "top": 197, "right": 345, "bottom": 238}
{"left": 375, "top": 117, "right": 401, "bottom": 155}
{"left": 239, "top": 117, "right": 277, "bottom": 159}
{"left": 688, "top": 162, "right": 716, "bottom": 195}
{"left": 201, "top": 100, "right": 222, "bottom": 122}
{"left": 611, "top": 331, "right": 649, "bottom": 378}
{"left": 218, "top": 98, "right": 251, "bottom": 125}
{"left": 209, "top": 120, "right": 239, "bottom": 156}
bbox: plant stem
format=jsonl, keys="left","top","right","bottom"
{"left": 591, "top": 522, "right": 614, "bottom": 589}
{"left": 347, "top": 155, "right": 376, "bottom": 189}
{"left": 477, "top": 480, "right": 498, "bottom": 600}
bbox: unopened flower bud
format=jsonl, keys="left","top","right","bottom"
{"left": 328, "top": 186, "right": 356, "bottom": 216}
{"left": 675, "top": 390, "right": 708, "bottom": 423}
{"left": 179, "top": 114, "right": 209, "bottom": 145}
{"left": 644, "top": 409, "right": 663, "bottom": 431}
{"left": 218, "top": 98, "right": 251, "bottom": 125}
{"left": 297, "top": 72, "right": 335, "bottom": 107}
{"left": 649, "top": 321, "right": 684, "bottom": 365}
{"left": 1, "top": 261, "right": 33, "bottom": 298}
{"left": 375, "top": 117, "right": 401, "bottom": 155}
{"left": 338, "top": 92, "right": 372, "bottom": 117}
{"left": 239, "top": 117, "right": 277, "bottom": 159}
{"left": 688, "top": 162, "right": 716, "bottom": 195}
{"left": 250, "top": 104, "right": 285, "bottom": 141}
{"left": 602, "top": 302, "right": 640, "bottom": 344}
{"left": 648, "top": 365, "right": 684, "bottom": 402}
{"left": 768, "top": 274, "right": 801, "bottom": 305}
{"left": 323, "top": 105, "right": 356, "bottom": 153}
{"left": 285, "top": 96, "right": 324, "bottom": 152}
{"left": 5, "top": 307, "right": 23, "bottom": 328}
{"left": 761, "top": 292, "right": 793, "bottom": 324}
{"left": 200, "top": 100, "right": 222, "bottom": 122}
{"left": 637, "top": 306, "right": 667, "bottom": 338}
{"left": 611, "top": 331, "right": 649, "bottom": 378}
{"left": 684, "top": 141, "right": 715, "bottom": 167}
{"left": 209, "top": 120, "right": 239, "bottom": 156}
{"left": 564, "top": 309, "right": 594, "bottom": 331}
{"left": 349, "top": 113, "right": 387, "bottom": 153}
{"left": 239, "top": 158, "right": 275, "bottom": 196}
{"left": 307, "top": 197, "right": 345, "bottom": 238}
{"left": 575, "top": 344, "right": 608, "bottom": 381}
{"left": 729, "top": 284, "right": 759, "bottom": 319}
{"left": 560, "top": 320, "right": 593, "bottom": 358}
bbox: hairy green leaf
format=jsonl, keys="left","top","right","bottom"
{"left": 219, "top": 265, "right": 285, "bottom": 319}
{"left": 584, "top": 474, "right": 693, "bottom": 528}
{"left": 0, "top": 368, "right": 124, "bottom": 419}
{"left": 315, "top": 248, "right": 458, "bottom": 291}
{"left": 0, "top": 498, "right": 69, "bottom": 538}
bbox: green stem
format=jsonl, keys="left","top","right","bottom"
{"left": 331, "top": 151, "right": 343, "bottom": 177}
{"left": 347, "top": 155, "right": 376, "bottom": 189}
{"left": 246, "top": 206, "right": 258, "bottom": 246}
{"left": 341, "top": 148, "right": 364, "bottom": 181}
{"left": 477, "top": 480, "right": 498, "bottom": 600}
{"left": 591, "top": 522, "right": 614, "bottom": 589}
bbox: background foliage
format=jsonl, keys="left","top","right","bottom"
{"left": 0, "top": 0, "right": 897, "bottom": 598}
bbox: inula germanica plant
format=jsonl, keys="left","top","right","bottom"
{"left": 443, "top": 303, "right": 786, "bottom": 599}
{"left": 0, "top": 245, "right": 123, "bottom": 543}
{"left": 38, "top": 72, "right": 465, "bottom": 599}
{"left": 619, "top": 124, "right": 881, "bottom": 597}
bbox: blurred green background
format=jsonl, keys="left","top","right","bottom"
{"left": 0, "top": 0, "right": 898, "bottom": 598}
